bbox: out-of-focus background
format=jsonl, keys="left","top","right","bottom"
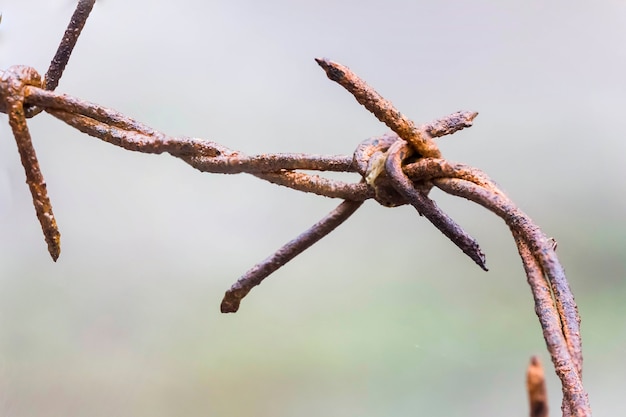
{"left": 1, "top": 1, "right": 625, "bottom": 416}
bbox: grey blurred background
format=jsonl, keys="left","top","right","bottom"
{"left": 1, "top": 1, "right": 625, "bottom": 416}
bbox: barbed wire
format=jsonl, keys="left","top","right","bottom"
{"left": 0, "top": 1, "right": 591, "bottom": 415}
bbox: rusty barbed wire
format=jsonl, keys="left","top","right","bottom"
{"left": 0, "top": 2, "right": 591, "bottom": 416}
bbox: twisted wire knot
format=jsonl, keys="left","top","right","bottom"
{"left": 0, "top": 66, "right": 43, "bottom": 114}
{"left": 1, "top": 65, "right": 43, "bottom": 91}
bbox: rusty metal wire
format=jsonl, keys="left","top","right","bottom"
{"left": 527, "top": 356, "right": 549, "bottom": 417}
{"left": 0, "top": 3, "right": 592, "bottom": 416}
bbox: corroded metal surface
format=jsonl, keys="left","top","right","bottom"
{"left": 0, "top": 2, "right": 592, "bottom": 415}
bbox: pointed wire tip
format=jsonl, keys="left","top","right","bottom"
{"left": 466, "top": 111, "right": 479, "bottom": 122}
{"left": 467, "top": 245, "right": 488, "bottom": 271}
{"left": 478, "top": 260, "right": 488, "bottom": 272}
{"left": 47, "top": 237, "right": 61, "bottom": 262}
{"left": 220, "top": 296, "right": 240, "bottom": 313}
{"left": 455, "top": 110, "right": 479, "bottom": 128}
{"left": 314, "top": 58, "right": 345, "bottom": 82}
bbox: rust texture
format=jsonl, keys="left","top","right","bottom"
{"left": 432, "top": 177, "right": 589, "bottom": 415}
{"left": 221, "top": 199, "right": 363, "bottom": 313}
{"left": 1, "top": 66, "right": 60, "bottom": 260}
{"left": 24, "top": 0, "right": 95, "bottom": 120}
{"left": 384, "top": 139, "right": 487, "bottom": 270}
{"left": 527, "top": 356, "right": 550, "bottom": 417}
{"left": 43, "top": 0, "right": 96, "bottom": 92}
{"left": 315, "top": 58, "right": 441, "bottom": 159}
{"left": 0, "top": 2, "right": 592, "bottom": 416}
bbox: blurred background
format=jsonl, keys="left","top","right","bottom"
{"left": 1, "top": 1, "right": 625, "bottom": 416}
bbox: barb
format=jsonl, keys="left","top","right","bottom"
{"left": 1, "top": 66, "right": 60, "bottom": 260}
{"left": 0, "top": 3, "right": 592, "bottom": 415}
{"left": 44, "top": 0, "right": 96, "bottom": 91}
{"left": 423, "top": 110, "right": 479, "bottom": 138}
{"left": 527, "top": 356, "right": 549, "bottom": 417}
{"left": 24, "top": 0, "right": 95, "bottom": 119}
{"left": 384, "top": 139, "right": 487, "bottom": 270}
{"left": 221, "top": 199, "right": 363, "bottom": 313}
{"left": 315, "top": 58, "right": 441, "bottom": 158}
